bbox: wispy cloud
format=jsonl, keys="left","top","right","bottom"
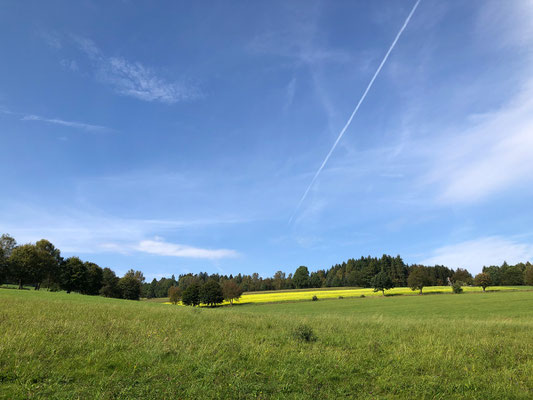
{"left": 41, "top": 31, "right": 62, "bottom": 49}
{"left": 21, "top": 114, "right": 111, "bottom": 133}
{"left": 135, "top": 239, "right": 238, "bottom": 259}
{"left": 420, "top": 236, "right": 533, "bottom": 274}
{"left": 1, "top": 108, "right": 112, "bottom": 133}
{"left": 72, "top": 36, "right": 199, "bottom": 104}
{"left": 423, "top": 84, "right": 533, "bottom": 204}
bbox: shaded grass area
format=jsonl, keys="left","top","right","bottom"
{"left": 1, "top": 289, "right": 533, "bottom": 399}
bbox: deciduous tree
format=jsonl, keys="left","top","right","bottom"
{"left": 408, "top": 265, "right": 431, "bottom": 294}
{"left": 118, "top": 274, "right": 141, "bottom": 300}
{"left": 293, "top": 266, "right": 310, "bottom": 289}
{"left": 452, "top": 268, "right": 473, "bottom": 285}
{"left": 474, "top": 272, "right": 492, "bottom": 292}
{"left": 371, "top": 270, "right": 393, "bottom": 296}
{"left": 200, "top": 280, "right": 224, "bottom": 307}
{"left": 168, "top": 286, "right": 182, "bottom": 304}
{"left": 523, "top": 264, "right": 533, "bottom": 286}
{"left": 222, "top": 280, "right": 243, "bottom": 305}
{"left": 100, "top": 268, "right": 121, "bottom": 298}
{"left": 182, "top": 282, "right": 201, "bottom": 306}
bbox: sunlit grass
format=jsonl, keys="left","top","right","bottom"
{"left": 3, "top": 288, "right": 533, "bottom": 398}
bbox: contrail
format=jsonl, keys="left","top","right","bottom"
{"left": 289, "top": 0, "right": 421, "bottom": 223}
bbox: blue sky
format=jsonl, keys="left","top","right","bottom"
{"left": 1, "top": 0, "right": 533, "bottom": 279}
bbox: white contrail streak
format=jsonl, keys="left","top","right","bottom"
{"left": 289, "top": 0, "right": 421, "bottom": 223}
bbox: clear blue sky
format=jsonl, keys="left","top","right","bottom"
{"left": 1, "top": 0, "right": 533, "bottom": 279}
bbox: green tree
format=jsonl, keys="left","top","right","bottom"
{"left": 222, "top": 280, "right": 243, "bottom": 305}
{"left": 60, "top": 257, "right": 88, "bottom": 294}
{"left": 309, "top": 272, "right": 322, "bottom": 288}
{"left": 273, "top": 270, "right": 286, "bottom": 290}
{"left": 200, "top": 280, "right": 224, "bottom": 307}
{"left": 125, "top": 269, "right": 145, "bottom": 284}
{"left": 182, "top": 282, "right": 201, "bottom": 306}
{"left": 474, "top": 272, "right": 492, "bottom": 292}
{"left": 35, "top": 239, "right": 62, "bottom": 289}
{"left": 168, "top": 286, "right": 182, "bottom": 304}
{"left": 293, "top": 266, "right": 310, "bottom": 289}
{"left": 84, "top": 262, "right": 103, "bottom": 295}
{"left": 408, "top": 265, "right": 431, "bottom": 294}
{"left": 8, "top": 244, "right": 37, "bottom": 289}
{"left": 0, "top": 247, "right": 6, "bottom": 285}
{"left": 524, "top": 264, "right": 533, "bottom": 286}
{"left": 452, "top": 268, "right": 473, "bottom": 285}
{"left": 8, "top": 243, "right": 56, "bottom": 290}
{"left": 100, "top": 268, "right": 121, "bottom": 298}
{"left": 501, "top": 265, "right": 524, "bottom": 285}
{"left": 371, "top": 270, "right": 393, "bottom": 296}
{"left": 0, "top": 234, "right": 17, "bottom": 259}
{"left": 118, "top": 274, "right": 141, "bottom": 300}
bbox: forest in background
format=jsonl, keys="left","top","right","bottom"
{"left": 1, "top": 233, "right": 532, "bottom": 301}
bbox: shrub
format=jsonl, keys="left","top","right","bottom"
{"left": 293, "top": 324, "right": 317, "bottom": 342}
{"left": 338, "top": 296, "right": 344, "bottom": 299}
{"left": 360, "top": 294, "right": 365, "bottom": 298}
{"left": 452, "top": 281, "right": 463, "bottom": 294}
{"left": 312, "top": 295, "right": 318, "bottom": 301}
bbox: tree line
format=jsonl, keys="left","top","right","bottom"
{"left": 2, "top": 233, "right": 533, "bottom": 305}
{"left": 0, "top": 234, "right": 145, "bottom": 300}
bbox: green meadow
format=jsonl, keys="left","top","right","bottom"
{"left": 1, "top": 288, "right": 533, "bottom": 399}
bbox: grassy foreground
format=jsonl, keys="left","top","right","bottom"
{"left": 1, "top": 289, "right": 533, "bottom": 399}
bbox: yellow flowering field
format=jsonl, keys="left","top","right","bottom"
{"left": 165, "top": 285, "right": 525, "bottom": 306}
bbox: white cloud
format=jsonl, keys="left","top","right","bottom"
{"left": 0, "top": 205, "right": 244, "bottom": 258}
{"left": 417, "top": 83, "right": 533, "bottom": 204}
{"left": 135, "top": 239, "right": 238, "bottom": 259}
{"left": 420, "top": 236, "right": 533, "bottom": 274}
{"left": 73, "top": 36, "right": 198, "bottom": 104}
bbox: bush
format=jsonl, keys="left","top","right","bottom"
{"left": 312, "top": 295, "right": 318, "bottom": 301}
{"left": 293, "top": 324, "right": 317, "bottom": 342}
{"left": 452, "top": 281, "right": 463, "bottom": 294}
{"left": 360, "top": 294, "right": 365, "bottom": 298}
{"left": 338, "top": 296, "right": 344, "bottom": 299}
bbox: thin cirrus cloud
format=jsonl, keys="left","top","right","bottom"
{"left": 72, "top": 36, "right": 199, "bottom": 104}
{"left": 419, "top": 236, "right": 533, "bottom": 275}
{"left": 21, "top": 114, "right": 111, "bottom": 133}
{"left": 0, "top": 108, "right": 112, "bottom": 133}
{"left": 135, "top": 239, "right": 239, "bottom": 260}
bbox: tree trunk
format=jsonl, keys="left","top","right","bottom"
{"left": 382, "top": 289, "right": 385, "bottom": 296}
{"left": 482, "top": 287, "right": 486, "bottom": 292}
{"left": 18, "top": 280, "right": 23, "bottom": 290}
{"left": 419, "top": 287, "right": 423, "bottom": 295}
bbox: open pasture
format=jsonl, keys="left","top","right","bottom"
{"left": 2, "top": 288, "right": 533, "bottom": 399}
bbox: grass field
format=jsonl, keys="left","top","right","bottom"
{"left": 2, "top": 288, "right": 533, "bottom": 399}
{"left": 155, "top": 285, "right": 528, "bottom": 305}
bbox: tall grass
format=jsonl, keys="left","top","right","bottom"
{"left": 1, "top": 289, "right": 533, "bottom": 399}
